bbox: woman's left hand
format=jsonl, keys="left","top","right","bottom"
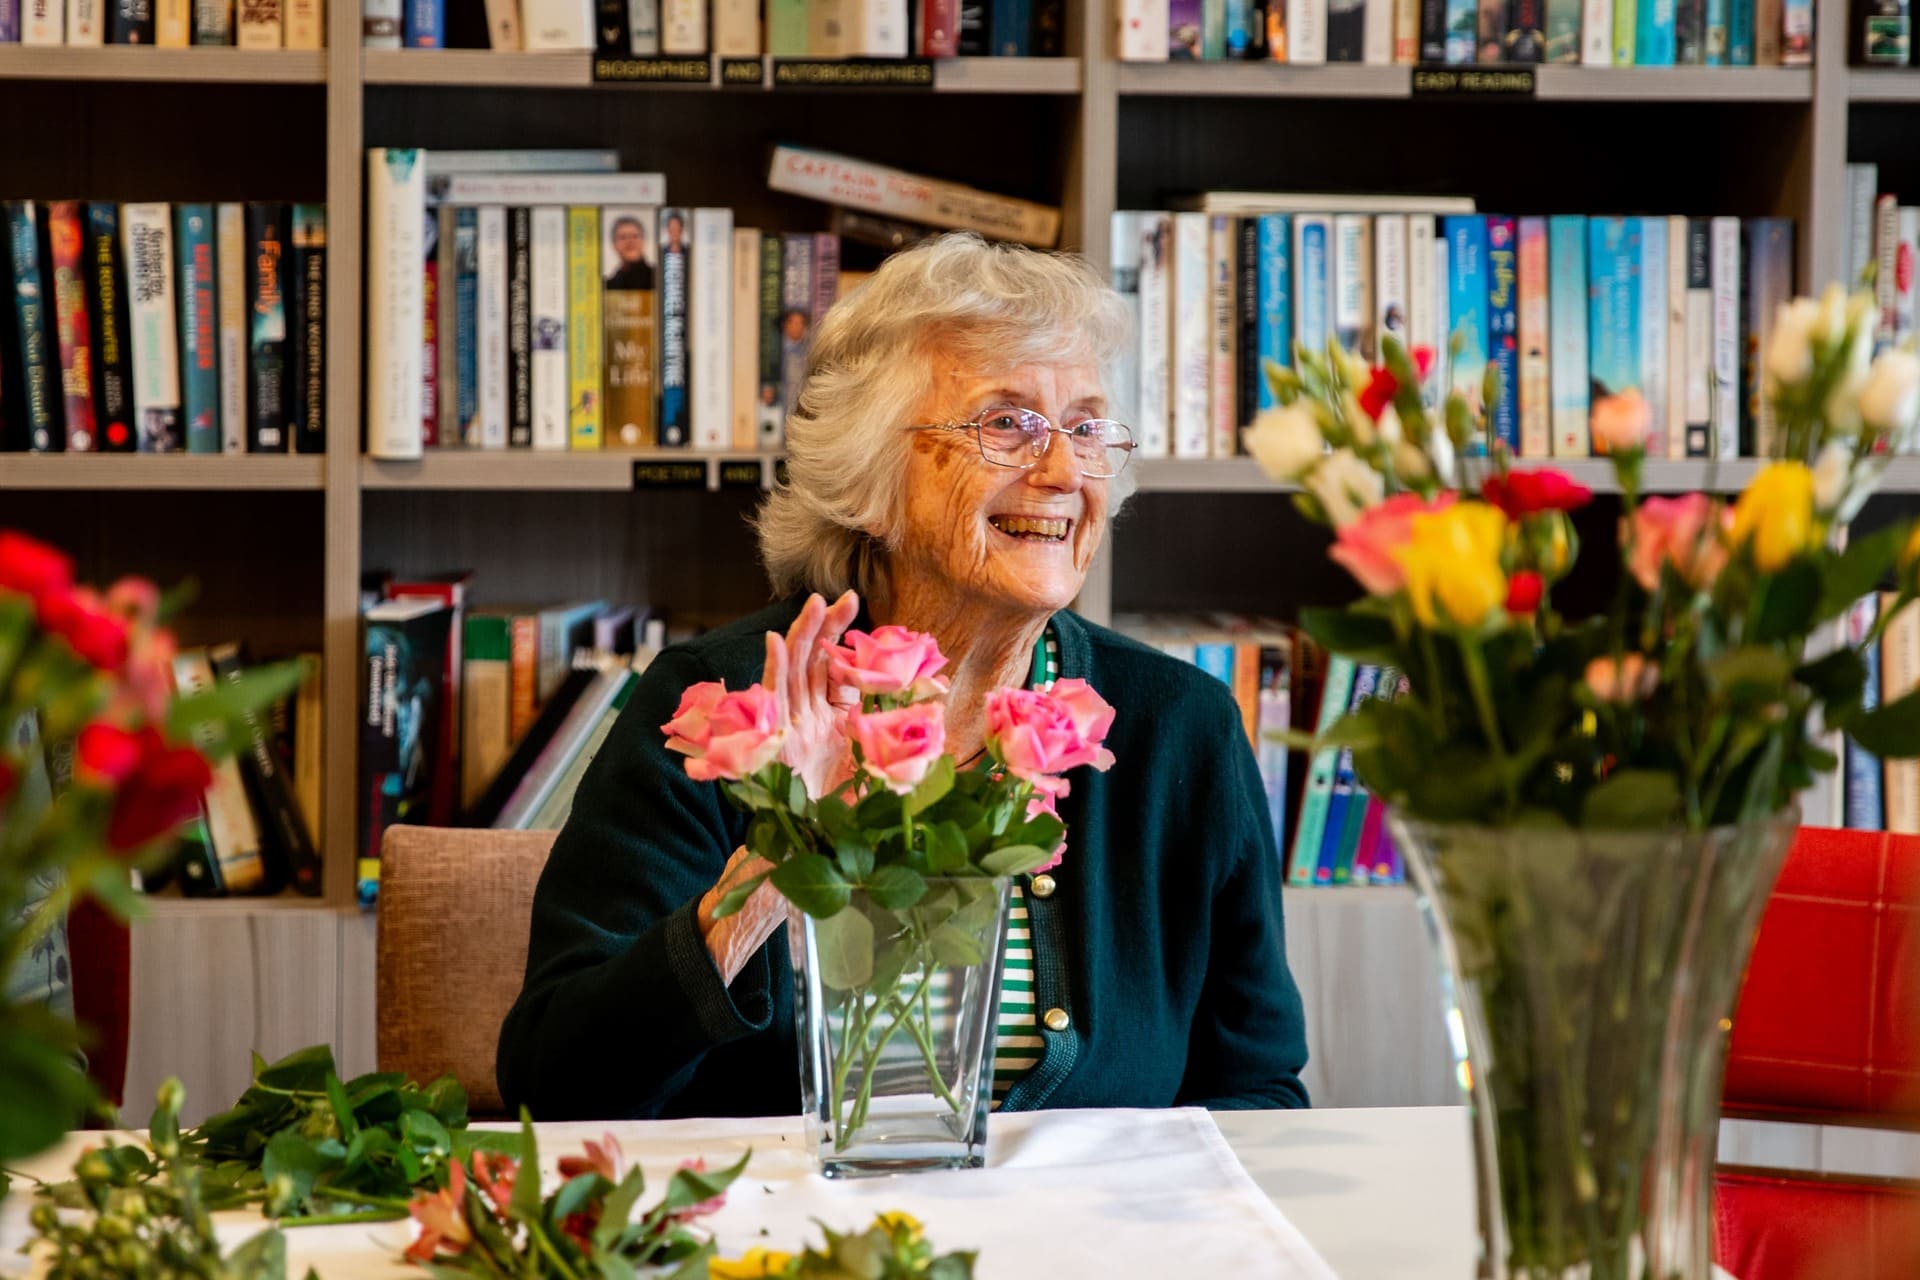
{"left": 765, "top": 590, "right": 861, "bottom": 798}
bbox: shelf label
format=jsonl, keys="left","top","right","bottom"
{"left": 721, "top": 57, "right": 767, "bottom": 86}
{"left": 770, "top": 58, "right": 935, "bottom": 89}
{"left": 632, "top": 460, "right": 708, "bottom": 489}
{"left": 717, "top": 460, "right": 764, "bottom": 488}
{"left": 1411, "top": 66, "right": 1536, "bottom": 96}
{"left": 593, "top": 55, "right": 715, "bottom": 85}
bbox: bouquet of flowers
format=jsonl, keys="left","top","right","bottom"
{"left": 0, "top": 530, "right": 304, "bottom": 1169}
{"left": 661, "top": 619, "right": 1114, "bottom": 1164}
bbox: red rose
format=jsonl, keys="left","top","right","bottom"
{"left": 1412, "top": 346, "right": 1437, "bottom": 383}
{"left": 1481, "top": 468, "right": 1593, "bottom": 518}
{"left": 38, "top": 586, "right": 130, "bottom": 673}
{"left": 77, "top": 722, "right": 146, "bottom": 787}
{"left": 0, "top": 530, "right": 73, "bottom": 604}
{"left": 1358, "top": 366, "right": 1399, "bottom": 420}
{"left": 0, "top": 758, "right": 15, "bottom": 804}
{"left": 107, "top": 739, "right": 211, "bottom": 853}
{"left": 1505, "top": 571, "right": 1544, "bottom": 616}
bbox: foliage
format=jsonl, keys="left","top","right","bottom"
{"left": 706, "top": 1212, "right": 975, "bottom": 1279}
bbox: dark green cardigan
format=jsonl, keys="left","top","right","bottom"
{"left": 496, "top": 596, "right": 1311, "bottom": 1118}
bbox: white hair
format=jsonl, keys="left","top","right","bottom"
{"left": 753, "top": 232, "right": 1136, "bottom": 599}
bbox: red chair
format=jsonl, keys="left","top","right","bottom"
{"left": 1716, "top": 826, "right": 1920, "bottom": 1280}
{"left": 65, "top": 896, "right": 131, "bottom": 1116}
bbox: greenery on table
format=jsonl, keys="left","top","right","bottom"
{"left": 706, "top": 1212, "right": 976, "bottom": 1279}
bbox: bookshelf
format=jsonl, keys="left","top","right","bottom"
{"left": 4, "top": 0, "right": 1912, "bottom": 1123}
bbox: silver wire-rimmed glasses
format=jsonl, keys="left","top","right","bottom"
{"left": 907, "top": 408, "right": 1137, "bottom": 478}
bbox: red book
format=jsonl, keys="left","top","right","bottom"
{"left": 421, "top": 249, "right": 440, "bottom": 447}
{"left": 46, "top": 201, "right": 98, "bottom": 453}
{"left": 919, "top": 0, "right": 959, "bottom": 54}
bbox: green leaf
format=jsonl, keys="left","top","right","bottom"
{"left": 400, "top": 1109, "right": 451, "bottom": 1155}
{"left": 770, "top": 853, "right": 851, "bottom": 918}
{"left": 1705, "top": 647, "right": 1795, "bottom": 698}
{"left": 660, "top": 1149, "right": 749, "bottom": 1215}
{"left": 325, "top": 1073, "right": 360, "bottom": 1143}
{"left": 979, "top": 844, "right": 1053, "bottom": 877}
{"left": 509, "top": 1111, "right": 543, "bottom": 1223}
{"left": 262, "top": 1131, "right": 323, "bottom": 1214}
{"left": 164, "top": 659, "right": 311, "bottom": 759}
{"left": 862, "top": 864, "right": 927, "bottom": 910}
{"left": 856, "top": 788, "right": 904, "bottom": 831}
{"left": 1796, "top": 647, "right": 1869, "bottom": 710}
{"left": 1844, "top": 687, "right": 1920, "bottom": 757}
{"left": 256, "top": 1045, "right": 338, "bottom": 1095}
{"left": 596, "top": 1253, "right": 642, "bottom": 1280}
{"left": 1753, "top": 559, "right": 1822, "bottom": 643}
{"left": 225, "top": 1227, "right": 289, "bottom": 1280}
{"left": 452, "top": 1129, "right": 525, "bottom": 1163}
{"left": 928, "top": 923, "right": 988, "bottom": 967}
{"left": 550, "top": 1172, "right": 604, "bottom": 1226}
{"left": 595, "top": 1168, "right": 650, "bottom": 1251}
{"left": 1298, "top": 606, "right": 1401, "bottom": 664}
{"left": 923, "top": 822, "right": 971, "bottom": 874}
{"left": 833, "top": 837, "right": 876, "bottom": 882}
{"left": 1819, "top": 522, "right": 1906, "bottom": 620}
{"left": 0, "top": 1025, "right": 95, "bottom": 1162}
{"left": 422, "top": 1075, "right": 468, "bottom": 1128}
{"left": 1581, "top": 769, "right": 1683, "bottom": 828}
{"left": 904, "top": 754, "right": 956, "bottom": 818}
{"left": 709, "top": 871, "right": 771, "bottom": 920}
{"left": 814, "top": 907, "right": 876, "bottom": 989}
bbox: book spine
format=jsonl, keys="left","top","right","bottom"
{"left": 1665, "top": 214, "right": 1688, "bottom": 458}
{"left": 291, "top": 204, "right": 325, "bottom": 456}
{"left": 523, "top": 0, "right": 591, "bottom": 46}
{"left": 1209, "top": 215, "right": 1237, "bottom": 459}
{"left": 1846, "top": 164, "right": 1879, "bottom": 292}
{"left": 435, "top": 207, "right": 456, "bottom": 447}
{"left": 691, "top": 207, "right": 734, "bottom": 451}
{"left": 1703, "top": 0, "right": 1726, "bottom": 60}
{"left": 1877, "top": 194, "right": 1900, "bottom": 348}
{"left": 68, "top": 0, "right": 102, "bottom": 41}
{"left": 765, "top": 0, "right": 803, "bottom": 51}
{"left": 658, "top": 208, "right": 691, "bottom": 448}
{"left": 922, "top": 0, "right": 961, "bottom": 52}
{"left": 22, "top": 0, "right": 60, "bottom": 41}
{"left": 454, "top": 208, "right": 478, "bottom": 444}
{"left": 8, "top": 203, "right": 62, "bottom": 453}
{"left": 1364, "top": 0, "right": 1394, "bottom": 61}
{"left": 46, "top": 202, "right": 97, "bottom": 453}
{"left": 1754, "top": 0, "right": 1779, "bottom": 59}
{"left": 1136, "top": 213, "right": 1171, "bottom": 459}
{"left": 1408, "top": 216, "right": 1436, "bottom": 409}
{"left": 596, "top": 0, "right": 629, "bottom": 53}
{"left": 1293, "top": 214, "right": 1330, "bottom": 357}
{"left": 1487, "top": 215, "right": 1519, "bottom": 454}
{"left": 662, "top": 0, "right": 704, "bottom": 49}
{"left": 1324, "top": 0, "right": 1359, "bottom": 57}
{"left": 1237, "top": 216, "right": 1259, "bottom": 439}
{"left": 766, "top": 146, "right": 1060, "bottom": 251}
{"left": 757, "top": 233, "right": 782, "bottom": 448}
{"left": 1289, "top": 655, "right": 1355, "bottom": 885}
{"left": 156, "top": 0, "right": 186, "bottom": 42}
{"left": 1728, "top": 0, "right": 1751, "bottom": 60}
{"left": 1744, "top": 217, "right": 1793, "bottom": 459}
{"left": 530, "top": 207, "right": 568, "bottom": 450}
{"left": 1419, "top": 0, "right": 1446, "bottom": 59}
{"left": 1394, "top": 0, "right": 1417, "bottom": 59}
{"left": 1635, "top": 216, "right": 1668, "bottom": 458}
{"left": 209, "top": 646, "right": 324, "bottom": 897}
{"left": 1845, "top": 595, "right": 1884, "bottom": 830}
{"left": 1675, "top": 0, "right": 1703, "bottom": 58}
{"left": 1257, "top": 214, "right": 1291, "bottom": 415}
{"left": 601, "top": 207, "right": 659, "bottom": 451}
{"left": 1586, "top": 216, "right": 1639, "bottom": 449}
{"left": 284, "top": 0, "right": 319, "bottom": 44}
{"left": 992, "top": 0, "right": 1027, "bottom": 53}
{"left": 779, "top": 233, "right": 812, "bottom": 419}
{"left": 1445, "top": 215, "right": 1489, "bottom": 432}
{"left": 174, "top": 650, "right": 268, "bottom": 894}
{"left": 366, "top": 149, "right": 424, "bottom": 460}
{"left": 1118, "top": 0, "right": 1169, "bottom": 55}
{"left": 1112, "top": 212, "right": 1144, "bottom": 430}
{"left": 1684, "top": 217, "right": 1712, "bottom": 457}
{"left": 1636, "top": 0, "right": 1674, "bottom": 61}
{"left": 715, "top": 0, "right": 757, "bottom": 51}
{"left": 420, "top": 210, "right": 439, "bottom": 449}
{"left": 121, "top": 203, "right": 182, "bottom": 452}
{"left": 1508, "top": 0, "right": 1545, "bottom": 59}
{"left": 810, "top": 231, "right": 839, "bottom": 335}
{"left": 1612, "top": 0, "right": 1635, "bottom": 60}
{"left": 1517, "top": 216, "right": 1550, "bottom": 460}
{"left": 1332, "top": 212, "right": 1372, "bottom": 358}
{"left": 85, "top": 204, "right": 135, "bottom": 453}
{"left": 216, "top": 205, "right": 246, "bottom": 453}
{"left": 1374, "top": 212, "right": 1407, "bottom": 367}
{"left": 1171, "top": 211, "right": 1210, "bottom": 461}
{"left": 568, "top": 206, "right": 603, "bottom": 449}
{"left": 955, "top": 0, "right": 984, "bottom": 52}
{"left": 237, "top": 0, "right": 278, "bottom": 43}
{"left": 476, "top": 205, "right": 508, "bottom": 449}
{"left": 731, "top": 227, "right": 759, "bottom": 451}
{"left": 110, "top": 0, "right": 154, "bottom": 41}
{"left": 857, "top": 0, "right": 908, "bottom": 52}
{"left": 245, "top": 202, "right": 289, "bottom": 453}
{"left": 1547, "top": 214, "right": 1588, "bottom": 457}
{"left": 1545, "top": 0, "right": 1579, "bottom": 56}
{"left": 1710, "top": 215, "right": 1741, "bottom": 459}
{"left": 1779, "top": 0, "right": 1810, "bottom": 60}
{"left": 508, "top": 206, "right": 534, "bottom": 448}
{"left": 175, "top": 204, "right": 219, "bottom": 454}
{"left": 404, "top": 0, "right": 443, "bottom": 44}
{"left": 1582, "top": 0, "right": 1612, "bottom": 59}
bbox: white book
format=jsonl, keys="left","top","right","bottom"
{"left": 1582, "top": 0, "right": 1611, "bottom": 61}
{"left": 1172, "top": 212, "right": 1211, "bottom": 461}
{"left": 424, "top": 151, "right": 621, "bottom": 181}
{"left": 1117, "top": 0, "right": 1170, "bottom": 57}
{"left": 1136, "top": 213, "right": 1172, "bottom": 459}
{"left": 715, "top": 0, "right": 759, "bottom": 53}
{"left": 438, "top": 173, "right": 667, "bottom": 207}
{"left": 855, "top": 0, "right": 907, "bottom": 53}
{"left": 530, "top": 208, "right": 569, "bottom": 451}
{"left": 122, "top": 204, "right": 183, "bottom": 455}
{"left": 1846, "top": 163, "right": 1879, "bottom": 294}
{"left": 361, "top": 0, "right": 400, "bottom": 45}
{"left": 1286, "top": 0, "right": 1326, "bottom": 61}
{"left": 627, "top": 0, "right": 658, "bottom": 51}
{"left": 808, "top": 0, "right": 852, "bottom": 56}
{"left": 1362, "top": 0, "right": 1392, "bottom": 63}
{"left": 1408, "top": 216, "right": 1436, "bottom": 409}
{"left": 284, "top": 0, "right": 321, "bottom": 46}
{"left": 1685, "top": 223, "right": 1713, "bottom": 456}
{"left": 1518, "top": 218, "right": 1550, "bottom": 461}
{"left": 1209, "top": 216, "right": 1237, "bottom": 459}
{"left": 366, "top": 150, "right": 425, "bottom": 460}
{"left": 1110, "top": 212, "right": 1144, "bottom": 431}
{"left": 766, "top": 145, "right": 1059, "bottom": 250}
{"left": 477, "top": 206, "right": 509, "bottom": 450}
{"left": 1184, "top": 192, "right": 1477, "bottom": 216}
{"left": 217, "top": 204, "right": 247, "bottom": 455}
{"left": 691, "top": 208, "right": 734, "bottom": 451}
{"left": 662, "top": 0, "right": 705, "bottom": 50}
{"left": 1877, "top": 194, "right": 1900, "bottom": 350}
{"left": 1374, "top": 214, "right": 1408, "bottom": 364}
{"left": 1638, "top": 218, "right": 1668, "bottom": 459}
{"left": 524, "top": 0, "right": 594, "bottom": 46}
{"left": 1432, "top": 233, "right": 1450, "bottom": 397}
{"left": 1333, "top": 213, "right": 1372, "bottom": 357}
{"left": 23, "top": 0, "right": 62, "bottom": 44}
{"left": 1711, "top": 216, "right": 1741, "bottom": 460}
{"left": 731, "top": 229, "right": 761, "bottom": 450}
{"left": 66, "top": 0, "right": 102, "bottom": 42}
{"left": 1666, "top": 215, "right": 1688, "bottom": 461}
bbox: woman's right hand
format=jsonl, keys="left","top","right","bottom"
{"left": 697, "top": 844, "right": 782, "bottom": 987}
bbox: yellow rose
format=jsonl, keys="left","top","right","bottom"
{"left": 708, "top": 1249, "right": 795, "bottom": 1279}
{"left": 1728, "top": 461, "right": 1817, "bottom": 573}
{"left": 1394, "top": 502, "right": 1509, "bottom": 629}
{"left": 876, "top": 1211, "right": 925, "bottom": 1243}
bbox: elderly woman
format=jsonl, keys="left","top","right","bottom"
{"left": 496, "top": 233, "right": 1310, "bottom": 1118}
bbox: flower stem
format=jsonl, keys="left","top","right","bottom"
{"left": 277, "top": 1209, "right": 410, "bottom": 1229}
{"left": 897, "top": 981, "right": 963, "bottom": 1115}
{"left": 531, "top": 1223, "right": 586, "bottom": 1280}
{"left": 1460, "top": 635, "right": 1517, "bottom": 813}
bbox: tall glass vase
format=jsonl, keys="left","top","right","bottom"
{"left": 790, "top": 876, "right": 1012, "bottom": 1179}
{"left": 1388, "top": 812, "right": 1798, "bottom": 1280}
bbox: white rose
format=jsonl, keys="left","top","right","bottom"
{"left": 1426, "top": 424, "right": 1457, "bottom": 487}
{"left": 1860, "top": 349, "right": 1920, "bottom": 444}
{"left": 1812, "top": 441, "right": 1852, "bottom": 513}
{"left": 1376, "top": 404, "right": 1404, "bottom": 449}
{"left": 1814, "top": 284, "right": 1849, "bottom": 347}
{"left": 1765, "top": 297, "right": 1819, "bottom": 391}
{"left": 1242, "top": 403, "right": 1326, "bottom": 481}
{"left": 1345, "top": 394, "right": 1375, "bottom": 446}
{"left": 1304, "top": 448, "right": 1385, "bottom": 529}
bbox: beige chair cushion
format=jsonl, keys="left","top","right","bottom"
{"left": 375, "top": 825, "right": 556, "bottom": 1117}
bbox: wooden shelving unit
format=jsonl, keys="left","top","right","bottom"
{"left": 360, "top": 451, "right": 780, "bottom": 490}
{"left": 0, "top": 455, "right": 325, "bottom": 489}
{"left": 0, "top": 45, "right": 325, "bottom": 82}
{"left": 361, "top": 49, "right": 1082, "bottom": 92}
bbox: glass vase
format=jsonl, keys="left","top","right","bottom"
{"left": 790, "top": 875, "right": 1012, "bottom": 1179}
{"left": 1388, "top": 812, "right": 1798, "bottom": 1280}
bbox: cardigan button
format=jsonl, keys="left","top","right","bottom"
{"left": 1030, "top": 874, "right": 1056, "bottom": 899}
{"left": 1043, "top": 1007, "right": 1071, "bottom": 1033}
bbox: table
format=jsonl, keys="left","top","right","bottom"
{"left": 0, "top": 1106, "right": 1736, "bottom": 1279}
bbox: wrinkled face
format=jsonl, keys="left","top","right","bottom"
{"left": 892, "top": 357, "right": 1111, "bottom": 618}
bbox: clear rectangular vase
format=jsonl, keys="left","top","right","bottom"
{"left": 790, "top": 876, "right": 1012, "bottom": 1179}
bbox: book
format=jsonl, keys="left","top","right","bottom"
{"left": 209, "top": 643, "right": 324, "bottom": 897}
{"left": 85, "top": 203, "right": 135, "bottom": 453}
{"left": 359, "top": 599, "right": 455, "bottom": 909}
{"left": 1256, "top": 213, "right": 1291, "bottom": 415}
{"left": 766, "top": 145, "right": 1060, "bottom": 250}
{"left": 171, "top": 649, "right": 271, "bottom": 895}
{"left": 121, "top": 202, "right": 184, "bottom": 453}
{"left": 7, "top": 202, "right": 62, "bottom": 454}
{"left": 691, "top": 207, "right": 734, "bottom": 452}
{"left": 568, "top": 207, "right": 604, "bottom": 450}
{"left": 1517, "top": 216, "right": 1550, "bottom": 460}
{"left": 1486, "top": 215, "right": 1519, "bottom": 454}
{"left": 477, "top": 205, "right": 509, "bottom": 448}
{"left": 531, "top": 206, "right": 569, "bottom": 450}
{"left": 757, "top": 233, "right": 783, "bottom": 448}
{"left": 245, "top": 202, "right": 290, "bottom": 453}
{"left": 367, "top": 149, "right": 426, "bottom": 460}
{"left": 46, "top": 203, "right": 96, "bottom": 454}
{"left": 217, "top": 204, "right": 247, "bottom": 454}
{"left": 731, "top": 227, "right": 760, "bottom": 451}
{"left": 1547, "top": 214, "right": 1588, "bottom": 457}
{"left": 175, "top": 204, "right": 219, "bottom": 455}
{"left": 290, "top": 205, "right": 326, "bottom": 456}
{"left": 602, "top": 207, "right": 659, "bottom": 450}
{"left": 508, "top": 206, "right": 534, "bottom": 449}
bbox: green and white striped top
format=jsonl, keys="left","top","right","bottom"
{"left": 991, "top": 625, "right": 1060, "bottom": 1108}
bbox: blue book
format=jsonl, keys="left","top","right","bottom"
{"left": 454, "top": 208, "right": 479, "bottom": 444}
{"left": 1548, "top": 215, "right": 1590, "bottom": 457}
{"left": 403, "top": 0, "right": 444, "bottom": 46}
{"left": 1486, "top": 216, "right": 1519, "bottom": 454}
{"left": 1316, "top": 664, "right": 1379, "bottom": 884}
{"left": 1587, "top": 217, "right": 1642, "bottom": 423}
{"left": 1635, "top": 216, "right": 1669, "bottom": 456}
{"left": 1444, "top": 0, "right": 1477, "bottom": 61}
{"left": 1704, "top": 0, "right": 1728, "bottom": 61}
{"left": 1294, "top": 216, "right": 1331, "bottom": 359}
{"left": 1257, "top": 214, "right": 1292, "bottom": 411}
{"left": 1444, "top": 215, "right": 1489, "bottom": 450}
{"left": 174, "top": 204, "right": 220, "bottom": 455}
{"left": 1845, "top": 595, "right": 1884, "bottom": 831}
{"left": 1728, "top": 0, "right": 1753, "bottom": 61}
{"left": 1636, "top": 0, "right": 1677, "bottom": 62}
{"left": 6, "top": 202, "right": 60, "bottom": 453}
{"left": 994, "top": 0, "right": 1030, "bottom": 53}
{"left": 1225, "top": 0, "right": 1253, "bottom": 53}
{"left": 1194, "top": 642, "right": 1234, "bottom": 688}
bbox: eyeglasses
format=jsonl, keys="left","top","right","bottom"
{"left": 909, "top": 409, "right": 1136, "bottom": 479}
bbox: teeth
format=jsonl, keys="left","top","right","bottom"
{"left": 990, "top": 516, "right": 1071, "bottom": 541}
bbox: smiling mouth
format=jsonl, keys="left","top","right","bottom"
{"left": 988, "top": 515, "right": 1073, "bottom": 543}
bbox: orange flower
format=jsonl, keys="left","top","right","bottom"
{"left": 558, "top": 1133, "right": 625, "bottom": 1183}
{"left": 469, "top": 1151, "right": 518, "bottom": 1216}
{"left": 404, "top": 1160, "right": 473, "bottom": 1262}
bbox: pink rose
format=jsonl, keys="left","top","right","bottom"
{"left": 663, "top": 682, "right": 784, "bottom": 782}
{"left": 1625, "top": 493, "right": 1730, "bottom": 593}
{"left": 847, "top": 701, "right": 946, "bottom": 794}
{"left": 1591, "top": 389, "right": 1652, "bottom": 455}
{"left": 1329, "top": 492, "right": 1457, "bottom": 595}
{"left": 1026, "top": 790, "right": 1066, "bottom": 873}
{"left": 985, "top": 685, "right": 1116, "bottom": 797}
{"left": 1043, "top": 679, "right": 1116, "bottom": 762}
{"left": 827, "top": 625, "right": 949, "bottom": 701}
{"left": 1585, "top": 654, "right": 1659, "bottom": 703}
